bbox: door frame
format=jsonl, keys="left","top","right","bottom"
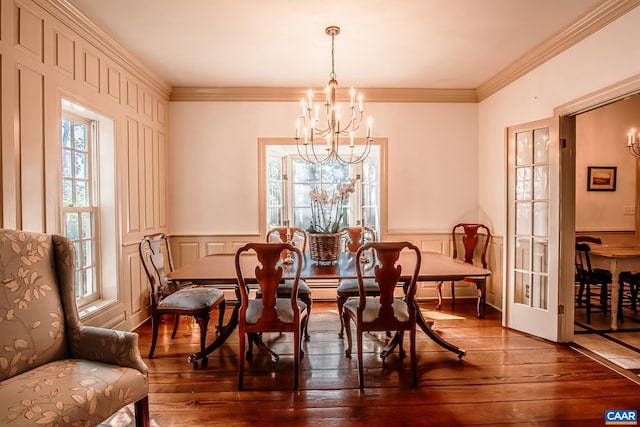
{"left": 554, "top": 74, "right": 640, "bottom": 342}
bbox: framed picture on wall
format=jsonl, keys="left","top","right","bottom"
{"left": 587, "top": 166, "right": 617, "bottom": 191}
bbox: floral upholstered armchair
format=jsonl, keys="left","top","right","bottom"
{"left": 0, "top": 228, "right": 149, "bottom": 426}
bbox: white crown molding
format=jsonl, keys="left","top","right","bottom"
{"left": 477, "top": 0, "right": 640, "bottom": 101}
{"left": 170, "top": 86, "right": 478, "bottom": 103}
{"left": 37, "top": 0, "right": 172, "bottom": 99}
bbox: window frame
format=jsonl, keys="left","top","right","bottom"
{"left": 61, "top": 99, "right": 118, "bottom": 316}
{"left": 259, "top": 137, "right": 388, "bottom": 240}
{"left": 61, "top": 112, "right": 101, "bottom": 306}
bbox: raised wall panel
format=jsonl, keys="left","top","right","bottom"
{"left": 54, "top": 31, "right": 74, "bottom": 78}
{"left": 205, "top": 242, "right": 225, "bottom": 255}
{"left": 126, "top": 79, "right": 138, "bottom": 111}
{"left": 143, "top": 125, "right": 154, "bottom": 230}
{"left": 127, "top": 250, "right": 144, "bottom": 314}
{"left": 126, "top": 118, "right": 140, "bottom": 233}
{"left": 157, "top": 100, "right": 166, "bottom": 125}
{"left": 17, "top": 64, "right": 45, "bottom": 232}
{"left": 106, "top": 64, "right": 120, "bottom": 101}
{"left": 178, "top": 242, "right": 200, "bottom": 265}
{"left": 142, "top": 91, "right": 153, "bottom": 119}
{"left": 157, "top": 131, "right": 167, "bottom": 228}
{"left": 419, "top": 239, "right": 447, "bottom": 254}
{"left": 16, "top": 4, "right": 43, "bottom": 61}
{"left": 82, "top": 49, "right": 99, "bottom": 90}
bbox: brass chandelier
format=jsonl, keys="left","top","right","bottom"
{"left": 294, "top": 26, "right": 373, "bottom": 165}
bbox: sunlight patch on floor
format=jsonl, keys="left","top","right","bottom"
{"left": 421, "top": 310, "right": 465, "bottom": 321}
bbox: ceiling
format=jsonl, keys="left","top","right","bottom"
{"left": 66, "top": 0, "right": 607, "bottom": 90}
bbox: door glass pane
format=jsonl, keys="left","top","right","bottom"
{"left": 533, "top": 166, "right": 548, "bottom": 199}
{"left": 533, "top": 202, "right": 548, "bottom": 236}
{"left": 531, "top": 274, "right": 548, "bottom": 309}
{"left": 515, "top": 271, "right": 530, "bottom": 305}
{"left": 515, "top": 237, "right": 531, "bottom": 270}
{"left": 516, "top": 167, "right": 531, "bottom": 200}
{"left": 532, "top": 239, "right": 548, "bottom": 273}
{"left": 516, "top": 203, "right": 531, "bottom": 235}
{"left": 516, "top": 131, "right": 532, "bottom": 165}
{"left": 533, "top": 128, "right": 549, "bottom": 163}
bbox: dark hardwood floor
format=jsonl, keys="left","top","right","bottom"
{"left": 106, "top": 299, "right": 640, "bottom": 426}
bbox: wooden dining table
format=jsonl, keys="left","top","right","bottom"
{"left": 587, "top": 244, "right": 640, "bottom": 330}
{"left": 168, "top": 250, "right": 491, "bottom": 366}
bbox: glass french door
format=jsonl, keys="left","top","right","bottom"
{"left": 506, "top": 119, "right": 561, "bottom": 341}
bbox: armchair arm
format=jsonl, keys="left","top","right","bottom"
{"left": 69, "top": 325, "right": 148, "bottom": 375}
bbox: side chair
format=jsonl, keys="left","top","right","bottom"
{"left": 235, "top": 242, "right": 308, "bottom": 389}
{"left": 267, "top": 226, "right": 313, "bottom": 340}
{"left": 343, "top": 241, "right": 422, "bottom": 389}
{"left": 336, "top": 226, "right": 378, "bottom": 337}
{"left": 436, "top": 223, "right": 491, "bottom": 318}
{"left": 139, "top": 233, "right": 226, "bottom": 367}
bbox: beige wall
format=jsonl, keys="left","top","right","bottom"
{"left": 0, "top": 0, "right": 171, "bottom": 331}
{"left": 168, "top": 101, "right": 481, "bottom": 235}
{"left": 575, "top": 95, "right": 640, "bottom": 234}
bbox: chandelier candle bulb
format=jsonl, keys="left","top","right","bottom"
{"left": 628, "top": 130, "right": 636, "bottom": 147}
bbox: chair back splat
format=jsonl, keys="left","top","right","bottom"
{"left": 266, "top": 227, "right": 312, "bottom": 340}
{"left": 336, "top": 226, "right": 378, "bottom": 337}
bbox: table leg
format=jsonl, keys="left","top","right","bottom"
{"left": 610, "top": 260, "right": 619, "bottom": 331}
{"left": 379, "top": 301, "right": 466, "bottom": 360}
{"left": 187, "top": 283, "right": 282, "bottom": 367}
{"left": 415, "top": 301, "right": 466, "bottom": 359}
{"left": 188, "top": 302, "right": 239, "bottom": 367}
{"left": 476, "top": 279, "right": 486, "bottom": 318}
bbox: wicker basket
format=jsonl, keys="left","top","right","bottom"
{"left": 308, "top": 233, "right": 341, "bottom": 262}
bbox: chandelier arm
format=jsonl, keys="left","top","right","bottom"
{"left": 335, "top": 139, "right": 373, "bottom": 165}
{"left": 296, "top": 139, "right": 334, "bottom": 164}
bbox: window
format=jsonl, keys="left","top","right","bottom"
{"left": 61, "top": 100, "right": 117, "bottom": 312}
{"left": 265, "top": 143, "right": 381, "bottom": 235}
{"left": 62, "top": 114, "right": 99, "bottom": 305}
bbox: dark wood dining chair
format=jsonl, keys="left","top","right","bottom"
{"left": 336, "top": 226, "right": 378, "bottom": 337}
{"left": 618, "top": 271, "right": 639, "bottom": 322}
{"left": 235, "top": 242, "right": 308, "bottom": 389}
{"left": 575, "top": 241, "right": 612, "bottom": 324}
{"left": 139, "top": 233, "right": 226, "bottom": 367}
{"left": 267, "top": 226, "right": 312, "bottom": 340}
{"left": 343, "top": 241, "right": 421, "bottom": 389}
{"left": 436, "top": 223, "right": 491, "bottom": 318}
{"left": 574, "top": 236, "right": 608, "bottom": 307}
